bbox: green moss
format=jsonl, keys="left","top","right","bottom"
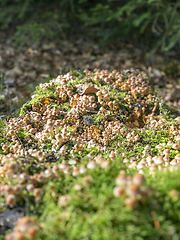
{"left": 37, "top": 166, "right": 180, "bottom": 240}
{"left": 17, "top": 128, "right": 33, "bottom": 139}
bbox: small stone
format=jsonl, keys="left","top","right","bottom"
{"left": 53, "top": 49, "right": 62, "bottom": 55}
{"left": 3, "top": 207, "right": 24, "bottom": 228}
{"left": 153, "top": 69, "right": 162, "bottom": 78}
{"left": 5, "top": 47, "right": 15, "bottom": 56}
{"left": 84, "top": 116, "right": 95, "bottom": 126}
{"left": 42, "top": 43, "right": 56, "bottom": 51}
{"left": 5, "top": 69, "right": 14, "bottom": 78}
{"left": 24, "top": 71, "right": 36, "bottom": 80}
{"left": 12, "top": 66, "right": 23, "bottom": 76}
{"left": 40, "top": 73, "right": 50, "bottom": 78}
{"left": 4, "top": 70, "right": 15, "bottom": 85}
{"left": 38, "top": 64, "right": 51, "bottom": 72}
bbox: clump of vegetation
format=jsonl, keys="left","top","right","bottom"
{"left": 1, "top": 69, "right": 180, "bottom": 239}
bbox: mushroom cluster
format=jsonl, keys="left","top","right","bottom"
{"left": 0, "top": 68, "right": 180, "bottom": 239}
{"left": 114, "top": 171, "right": 153, "bottom": 208}
{"left": 5, "top": 216, "right": 40, "bottom": 240}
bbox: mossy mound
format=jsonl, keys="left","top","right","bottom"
{"left": 1, "top": 69, "right": 180, "bottom": 240}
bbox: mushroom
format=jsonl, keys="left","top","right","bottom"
{"left": 175, "top": 154, "right": 180, "bottom": 163}
{"left": 113, "top": 186, "right": 125, "bottom": 197}
{"left": 87, "top": 160, "right": 97, "bottom": 169}
{"left": 132, "top": 173, "right": 146, "bottom": 186}
{"left": 115, "top": 174, "right": 127, "bottom": 186}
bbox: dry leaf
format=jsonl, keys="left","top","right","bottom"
{"left": 76, "top": 82, "right": 100, "bottom": 95}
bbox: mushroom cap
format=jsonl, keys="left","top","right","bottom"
{"left": 175, "top": 154, "right": 180, "bottom": 160}
{"left": 109, "top": 151, "right": 116, "bottom": 159}
{"left": 154, "top": 156, "right": 164, "bottom": 165}
{"left": 175, "top": 116, "right": 180, "bottom": 121}
{"left": 79, "top": 165, "right": 86, "bottom": 174}
{"left": 115, "top": 174, "right": 127, "bottom": 186}
{"left": 167, "top": 141, "right": 173, "bottom": 147}
{"left": 137, "top": 162, "right": 145, "bottom": 170}
{"left": 163, "top": 149, "right": 170, "bottom": 155}
{"left": 163, "top": 156, "right": 169, "bottom": 162}
{"left": 95, "top": 155, "right": 105, "bottom": 164}
{"left": 113, "top": 186, "right": 125, "bottom": 197}
{"left": 126, "top": 184, "right": 140, "bottom": 197}
{"left": 87, "top": 160, "right": 97, "bottom": 169}
{"left": 146, "top": 155, "right": 152, "bottom": 161}
{"left": 125, "top": 197, "right": 137, "bottom": 208}
{"left": 155, "top": 144, "right": 162, "bottom": 150}
{"left": 58, "top": 195, "right": 71, "bottom": 206}
{"left": 130, "top": 161, "right": 138, "bottom": 167}
{"left": 59, "top": 161, "right": 68, "bottom": 169}
{"left": 149, "top": 163, "right": 158, "bottom": 171}
{"left": 132, "top": 173, "right": 146, "bottom": 186}
{"left": 169, "top": 189, "right": 179, "bottom": 198}
{"left": 172, "top": 143, "right": 179, "bottom": 150}
{"left": 170, "top": 159, "right": 178, "bottom": 166}
{"left": 175, "top": 135, "right": 180, "bottom": 141}
{"left": 123, "top": 158, "right": 130, "bottom": 163}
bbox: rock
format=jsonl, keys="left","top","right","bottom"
{"left": 4, "top": 70, "right": 15, "bottom": 85}
{"left": 12, "top": 66, "right": 23, "bottom": 76}
{"left": 40, "top": 73, "right": 50, "bottom": 78}
{"left": 124, "top": 59, "right": 133, "bottom": 68}
{"left": 5, "top": 47, "right": 15, "bottom": 56}
{"left": 2, "top": 88, "right": 15, "bottom": 101}
{"left": 38, "top": 64, "right": 51, "bottom": 72}
{"left": 16, "top": 78, "right": 28, "bottom": 86}
{"left": 42, "top": 43, "right": 56, "bottom": 51}
{"left": 53, "top": 49, "right": 62, "bottom": 55}
{"left": 42, "top": 52, "right": 53, "bottom": 61}
{"left": 23, "top": 62, "right": 35, "bottom": 71}
{"left": 153, "top": 69, "right": 162, "bottom": 78}
{"left": 4, "top": 79, "right": 15, "bottom": 85}
{"left": 24, "top": 71, "right": 36, "bottom": 80}
{"left": 3, "top": 207, "right": 24, "bottom": 228}
{"left": 16, "top": 54, "right": 26, "bottom": 64}
{"left": 117, "top": 50, "right": 130, "bottom": 60}
{"left": 165, "top": 87, "right": 180, "bottom": 101}
{"left": 174, "top": 87, "right": 180, "bottom": 100}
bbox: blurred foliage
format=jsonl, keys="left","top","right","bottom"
{"left": 0, "top": 0, "right": 77, "bottom": 44}
{"left": 0, "top": 0, "right": 180, "bottom": 52}
{"left": 78, "top": 0, "right": 180, "bottom": 53}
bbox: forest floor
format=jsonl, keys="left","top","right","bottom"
{"left": 1, "top": 32, "right": 180, "bottom": 239}
{"left": 0, "top": 31, "right": 180, "bottom": 117}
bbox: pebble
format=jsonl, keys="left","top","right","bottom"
{"left": 12, "top": 66, "right": 23, "bottom": 76}
{"left": 4, "top": 70, "right": 15, "bottom": 85}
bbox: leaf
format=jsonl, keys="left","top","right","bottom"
{"left": 164, "top": 31, "right": 180, "bottom": 51}
{"left": 133, "top": 12, "right": 150, "bottom": 27}
{"left": 76, "top": 82, "right": 100, "bottom": 95}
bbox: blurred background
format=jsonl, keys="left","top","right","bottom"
{"left": 0, "top": 0, "right": 180, "bottom": 117}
